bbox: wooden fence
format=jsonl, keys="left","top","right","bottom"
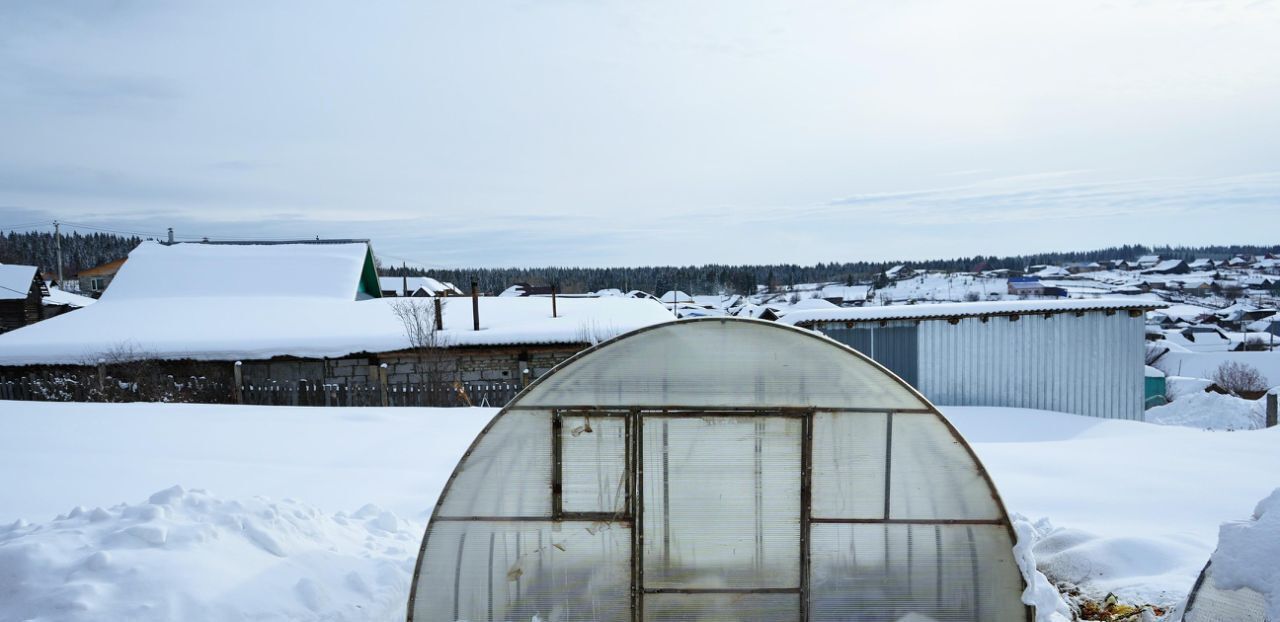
{"left": 0, "top": 375, "right": 522, "bottom": 408}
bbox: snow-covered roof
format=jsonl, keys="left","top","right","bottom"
{"left": 784, "top": 298, "right": 839, "bottom": 311}
{"left": 1137, "top": 255, "right": 1161, "bottom": 264}
{"left": 781, "top": 298, "right": 1166, "bottom": 326}
{"left": 730, "top": 303, "right": 777, "bottom": 319}
{"left": 0, "top": 264, "right": 38, "bottom": 301}
{"left": 0, "top": 296, "right": 676, "bottom": 365}
{"left": 819, "top": 284, "right": 870, "bottom": 301}
{"left": 1008, "top": 279, "right": 1044, "bottom": 290}
{"left": 1146, "top": 259, "right": 1186, "bottom": 273}
{"left": 658, "top": 290, "right": 694, "bottom": 303}
{"left": 378, "top": 276, "right": 460, "bottom": 296}
{"left": 43, "top": 286, "right": 96, "bottom": 308}
{"left": 104, "top": 241, "right": 377, "bottom": 302}
{"left": 1155, "top": 304, "right": 1216, "bottom": 322}
{"left": 1033, "top": 266, "right": 1070, "bottom": 278}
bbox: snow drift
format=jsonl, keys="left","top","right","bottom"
{"left": 0, "top": 487, "right": 417, "bottom": 622}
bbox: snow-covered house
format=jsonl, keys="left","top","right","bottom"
{"left": 380, "top": 276, "right": 461, "bottom": 297}
{"left": 76, "top": 257, "right": 127, "bottom": 298}
{"left": 1136, "top": 254, "right": 1162, "bottom": 268}
{"left": 0, "top": 241, "right": 675, "bottom": 402}
{"left": 1144, "top": 259, "right": 1190, "bottom": 275}
{"left": 783, "top": 298, "right": 1166, "bottom": 420}
{"left": 658, "top": 290, "right": 695, "bottom": 304}
{"left": 1165, "top": 326, "right": 1236, "bottom": 353}
{"left": 0, "top": 264, "right": 46, "bottom": 333}
{"left": 819, "top": 284, "right": 871, "bottom": 306}
{"left": 883, "top": 264, "right": 912, "bottom": 280}
{"left": 1032, "top": 265, "right": 1070, "bottom": 278}
{"left": 1007, "top": 276, "right": 1061, "bottom": 297}
{"left": 40, "top": 285, "right": 96, "bottom": 319}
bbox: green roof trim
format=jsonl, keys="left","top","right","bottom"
{"left": 358, "top": 245, "right": 382, "bottom": 298}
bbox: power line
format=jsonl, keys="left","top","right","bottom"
{"left": 0, "top": 221, "right": 54, "bottom": 231}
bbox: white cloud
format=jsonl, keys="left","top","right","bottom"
{"left": 1, "top": 0, "right": 1278, "bottom": 266}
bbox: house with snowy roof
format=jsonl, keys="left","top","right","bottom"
{"left": 76, "top": 257, "right": 128, "bottom": 298}
{"left": 0, "top": 241, "right": 675, "bottom": 405}
{"left": 0, "top": 264, "right": 47, "bottom": 333}
{"left": 819, "top": 284, "right": 871, "bottom": 306}
{"left": 1136, "top": 254, "right": 1161, "bottom": 268}
{"left": 1143, "top": 259, "right": 1190, "bottom": 275}
{"left": 379, "top": 276, "right": 462, "bottom": 297}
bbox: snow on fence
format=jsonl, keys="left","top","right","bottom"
{"left": 0, "top": 375, "right": 522, "bottom": 408}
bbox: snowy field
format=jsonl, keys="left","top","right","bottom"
{"left": 2, "top": 401, "right": 1278, "bottom": 620}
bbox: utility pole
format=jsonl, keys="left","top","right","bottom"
{"left": 54, "top": 221, "right": 64, "bottom": 286}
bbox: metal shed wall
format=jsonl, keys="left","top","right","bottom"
{"left": 816, "top": 310, "right": 1146, "bottom": 420}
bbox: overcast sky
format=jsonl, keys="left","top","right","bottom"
{"left": 1, "top": 1, "right": 1278, "bottom": 268}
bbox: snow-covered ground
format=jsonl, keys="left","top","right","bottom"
{"left": 2, "top": 401, "right": 1277, "bottom": 620}
{"left": 948, "top": 406, "right": 1280, "bottom": 609}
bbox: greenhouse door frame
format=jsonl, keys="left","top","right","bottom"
{"left": 553, "top": 408, "right": 814, "bottom": 622}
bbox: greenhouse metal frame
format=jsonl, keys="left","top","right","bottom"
{"left": 408, "top": 318, "right": 1033, "bottom": 622}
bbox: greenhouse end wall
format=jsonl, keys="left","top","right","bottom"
{"left": 408, "top": 319, "right": 1034, "bottom": 622}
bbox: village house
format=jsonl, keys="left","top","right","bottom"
{"left": 76, "top": 257, "right": 127, "bottom": 298}
{"left": 819, "top": 284, "right": 872, "bottom": 306}
{"left": 0, "top": 264, "right": 46, "bottom": 333}
{"left": 379, "top": 276, "right": 462, "bottom": 297}
{"left": 1143, "top": 259, "right": 1191, "bottom": 275}
{"left": 1136, "top": 254, "right": 1162, "bottom": 268}
{"left": 0, "top": 240, "right": 674, "bottom": 403}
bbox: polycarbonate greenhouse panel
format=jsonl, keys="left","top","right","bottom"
{"left": 811, "top": 411, "right": 887, "bottom": 519}
{"left": 641, "top": 416, "right": 801, "bottom": 589}
{"left": 408, "top": 319, "right": 1032, "bottom": 622}
{"left": 1183, "top": 561, "right": 1269, "bottom": 621}
{"left": 888, "top": 413, "right": 1001, "bottom": 520}
{"left": 518, "top": 320, "right": 929, "bottom": 410}
{"left": 560, "top": 414, "right": 627, "bottom": 514}
{"left": 642, "top": 593, "right": 800, "bottom": 622}
{"left": 413, "top": 520, "right": 631, "bottom": 622}
{"left": 808, "top": 523, "right": 1026, "bottom": 621}
{"left": 436, "top": 410, "right": 552, "bottom": 518}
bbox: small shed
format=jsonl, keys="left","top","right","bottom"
{"left": 1145, "top": 365, "right": 1167, "bottom": 408}
{"left": 783, "top": 299, "right": 1167, "bottom": 420}
{"left": 407, "top": 318, "right": 1033, "bottom": 621}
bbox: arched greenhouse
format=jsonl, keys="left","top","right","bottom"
{"left": 408, "top": 318, "right": 1032, "bottom": 621}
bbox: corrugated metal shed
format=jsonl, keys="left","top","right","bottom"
{"left": 787, "top": 300, "right": 1164, "bottom": 420}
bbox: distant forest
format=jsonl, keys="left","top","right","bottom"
{"left": 2, "top": 230, "right": 1276, "bottom": 295}
{"left": 400, "top": 243, "right": 1280, "bottom": 295}
{"left": 0, "top": 231, "right": 142, "bottom": 277}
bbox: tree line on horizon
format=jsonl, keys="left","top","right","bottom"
{"left": 0, "top": 231, "right": 142, "bottom": 278}
{"left": 1, "top": 230, "right": 1275, "bottom": 295}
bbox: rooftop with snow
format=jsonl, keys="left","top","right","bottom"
{"left": 0, "top": 241, "right": 675, "bottom": 365}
